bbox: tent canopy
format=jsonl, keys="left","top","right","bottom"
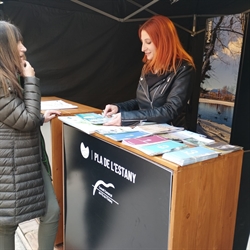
{"left": 2, "top": 0, "right": 250, "bottom": 128}
{"left": 69, "top": 0, "right": 250, "bottom": 21}
{"left": 6, "top": 0, "right": 249, "bottom": 37}
{"left": 7, "top": 0, "right": 249, "bottom": 19}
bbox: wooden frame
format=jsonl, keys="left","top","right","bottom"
{"left": 41, "top": 96, "right": 101, "bottom": 245}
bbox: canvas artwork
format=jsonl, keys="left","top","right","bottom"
{"left": 197, "top": 13, "right": 245, "bottom": 143}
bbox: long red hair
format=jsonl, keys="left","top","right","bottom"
{"left": 139, "top": 15, "right": 195, "bottom": 75}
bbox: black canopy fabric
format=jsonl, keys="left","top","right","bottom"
{"left": 1, "top": 0, "right": 249, "bottom": 132}
{"left": 66, "top": 0, "right": 250, "bottom": 21}
{"left": 3, "top": 1, "right": 144, "bottom": 108}
{"left": 4, "top": 0, "right": 250, "bottom": 19}
{"left": 2, "top": 0, "right": 249, "bottom": 110}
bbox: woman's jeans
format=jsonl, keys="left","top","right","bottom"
{"left": 0, "top": 164, "right": 60, "bottom": 250}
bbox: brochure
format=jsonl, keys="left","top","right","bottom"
{"left": 95, "top": 126, "right": 135, "bottom": 135}
{"left": 181, "top": 136, "right": 215, "bottom": 146}
{"left": 59, "top": 116, "right": 136, "bottom": 135}
{"left": 58, "top": 116, "right": 99, "bottom": 134}
{"left": 165, "top": 130, "right": 208, "bottom": 140}
{"left": 41, "top": 100, "right": 78, "bottom": 110}
{"left": 76, "top": 113, "right": 112, "bottom": 125}
{"left": 136, "top": 140, "right": 187, "bottom": 156}
{"left": 122, "top": 135, "right": 167, "bottom": 147}
{"left": 162, "top": 146, "right": 219, "bottom": 166}
{"left": 104, "top": 130, "right": 151, "bottom": 141}
{"left": 161, "top": 130, "right": 214, "bottom": 145}
{"left": 204, "top": 141, "right": 243, "bottom": 155}
{"left": 135, "top": 123, "right": 184, "bottom": 134}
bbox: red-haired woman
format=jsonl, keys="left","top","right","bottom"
{"left": 103, "top": 15, "right": 195, "bottom": 129}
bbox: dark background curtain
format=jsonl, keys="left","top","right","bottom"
{"left": 2, "top": 0, "right": 221, "bottom": 109}
{"left": 3, "top": 1, "right": 143, "bottom": 109}
{"left": 2, "top": 0, "right": 250, "bottom": 249}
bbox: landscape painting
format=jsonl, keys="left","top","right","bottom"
{"left": 197, "top": 13, "right": 245, "bottom": 143}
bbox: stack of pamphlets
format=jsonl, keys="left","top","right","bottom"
{"left": 122, "top": 135, "right": 167, "bottom": 147}
{"left": 103, "top": 130, "right": 151, "bottom": 141}
{"left": 76, "top": 113, "right": 112, "bottom": 125}
{"left": 94, "top": 126, "right": 135, "bottom": 135}
{"left": 180, "top": 136, "right": 214, "bottom": 146}
{"left": 162, "top": 146, "right": 219, "bottom": 166}
{"left": 135, "top": 123, "right": 184, "bottom": 134}
{"left": 58, "top": 116, "right": 99, "bottom": 134}
{"left": 41, "top": 100, "right": 78, "bottom": 110}
{"left": 161, "top": 130, "right": 215, "bottom": 146}
{"left": 134, "top": 140, "right": 187, "bottom": 156}
{"left": 204, "top": 141, "right": 243, "bottom": 155}
{"left": 58, "top": 116, "right": 134, "bottom": 135}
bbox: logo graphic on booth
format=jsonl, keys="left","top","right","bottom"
{"left": 92, "top": 180, "right": 119, "bottom": 205}
{"left": 80, "top": 142, "right": 90, "bottom": 159}
{"left": 80, "top": 141, "right": 137, "bottom": 184}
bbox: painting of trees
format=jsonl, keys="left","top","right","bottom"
{"left": 196, "top": 13, "right": 246, "bottom": 142}
{"left": 200, "top": 14, "right": 245, "bottom": 99}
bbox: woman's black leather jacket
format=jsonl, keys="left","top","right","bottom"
{"left": 116, "top": 61, "right": 194, "bottom": 128}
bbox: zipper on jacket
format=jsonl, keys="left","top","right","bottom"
{"left": 139, "top": 81, "right": 151, "bottom": 104}
{"left": 150, "top": 85, "right": 161, "bottom": 108}
{"left": 140, "top": 76, "right": 169, "bottom": 108}
{"left": 150, "top": 78, "right": 166, "bottom": 90}
{"left": 150, "top": 78, "right": 169, "bottom": 107}
{"left": 160, "top": 76, "right": 171, "bottom": 94}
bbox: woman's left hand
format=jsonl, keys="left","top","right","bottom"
{"left": 103, "top": 113, "right": 121, "bottom": 126}
{"left": 43, "top": 110, "right": 61, "bottom": 123}
{"left": 22, "top": 60, "right": 35, "bottom": 77}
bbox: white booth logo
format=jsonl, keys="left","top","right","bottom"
{"left": 92, "top": 180, "right": 119, "bottom": 205}
{"left": 80, "top": 142, "right": 90, "bottom": 159}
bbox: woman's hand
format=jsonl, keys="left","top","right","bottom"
{"left": 103, "top": 113, "right": 121, "bottom": 126}
{"left": 103, "top": 104, "right": 118, "bottom": 117}
{"left": 22, "top": 60, "right": 35, "bottom": 77}
{"left": 43, "top": 110, "right": 61, "bottom": 123}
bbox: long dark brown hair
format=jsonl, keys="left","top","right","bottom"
{"left": 0, "top": 21, "right": 24, "bottom": 98}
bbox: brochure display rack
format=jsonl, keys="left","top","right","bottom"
{"left": 62, "top": 122, "right": 243, "bottom": 249}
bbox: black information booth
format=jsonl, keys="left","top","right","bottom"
{"left": 63, "top": 124, "right": 172, "bottom": 250}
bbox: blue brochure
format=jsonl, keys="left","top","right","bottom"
{"left": 162, "top": 146, "right": 219, "bottom": 166}
{"left": 104, "top": 130, "right": 151, "bottom": 141}
{"left": 76, "top": 113, "right": 111, "bottom": 125}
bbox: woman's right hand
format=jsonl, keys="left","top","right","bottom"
{"left": 22, "top": 60, "right": 35, "bottom": 77}
{"left": 103, "top": 104, "right": 119, "bottom": 117}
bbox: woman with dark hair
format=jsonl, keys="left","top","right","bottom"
{"left": 103, "top": 15, "right": 195, "bottom": 128}
{"left": 0, "top": 21, "right": 60, "bottom": 250}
